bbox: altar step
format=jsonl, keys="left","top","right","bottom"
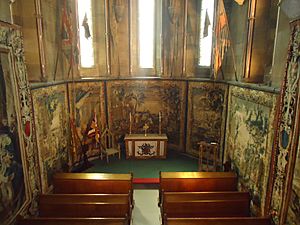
{"left": 133, "top": 178, "right": 160, "bottom": 189}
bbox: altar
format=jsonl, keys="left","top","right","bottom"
{"left": 124, "top": 134, "right": 168, "bottom": 159}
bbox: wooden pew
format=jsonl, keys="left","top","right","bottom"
{"left": 17, "top": 217, "right": 127, "bottom": 225}
{"left": 53, "top": 173, "right": 133, "bottom": 194}
{"left": 53, "top": 173, "right": 133, "bottom": 206}
{"left": 163, "top": 199, "right": 250, "bottom": 218}
{"left": 159, "top": 172, "right": 238, "bottom": 205}
{"left": 39, "top": 193, "right": 132, "bottom": 220}
{"left": 39, "top": 193, "right": 130, "bottom": 204}
{"left": 39, "top": 200, "right": 129, "bottom": 217}
{"left": 165, "top": 217, "right": 272, "bottom": 225}
{"left": 162, "top": 191, "right": 250, "bottom": 202}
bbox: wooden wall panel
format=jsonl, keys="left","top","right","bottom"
{"left": 184, "top": 0, "right": 199, "bottom": 77}
{"left": 107, "top": 0, "right": 130, "bottom": 77}
{"left": 162, "top": 0, "right": 186, "bottom": 77}
{"left": 94, "top": 0, "right": 108, "bottom": 76}
{"left": 14, "top": 0, "right": 41, "bottom": 82}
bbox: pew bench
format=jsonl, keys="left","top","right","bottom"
{"left": 164, "top": 217, "right": 272, "bottom": 225}
{"left": 17, "top": 217, "right": 128, "bottom": 225}
{"left": 159, "top": 172, "right": 238, "bottom": 205}
{"left": 53, "top": 173, "right": 133, "bottom": 206}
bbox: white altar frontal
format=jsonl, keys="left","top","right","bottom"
{"left": 124, "top": 134, "right": 168, "bottom": 159}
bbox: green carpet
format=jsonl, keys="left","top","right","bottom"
{"left": 85, "top": 151, "right": 198, "bottom": 178}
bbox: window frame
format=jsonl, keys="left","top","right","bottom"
{"left": 196, "top": 0, "right": 216, "bottom": 77}
{"left": 76, "top": 0, "right": 100, "bottom": 77}
{"left": 130, "top": 0, "right": 162, "bottom": 77}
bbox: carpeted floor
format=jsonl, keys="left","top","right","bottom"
{"left": 84, "top": 150, "right": 198, "bottom": 178}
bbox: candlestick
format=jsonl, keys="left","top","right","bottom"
{"left": 129, "top": 112, "right": 132, "bottom": 134}
{"left": 143, "top": 123, "right": 149, "bottom": 136}
{"left": 159, "top": 111, "right": 162, "bottom": 135}
{"left": 9, "top": 1, "right": 14, "bottom": 24}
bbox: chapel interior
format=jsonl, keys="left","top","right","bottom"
{"left": 0, "top": 0, "right": 299, "bottom": 225}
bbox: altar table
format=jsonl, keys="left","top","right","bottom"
{"left": 124, "top": 134, "right": 168, "bottom": 159}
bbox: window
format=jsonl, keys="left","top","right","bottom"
{"left": 130, "top": 0, "right": 161, "bottom": 76}
{"left": 138, "top": 0, "right": 155, "bottom": 69}
{"left": 198, "top": 0, "right": 215, "bottom": 67}
{"left": 74, "top": 0, "right": 216, "bottom": 77}
{"left": 77, "top": 0, "right": 95, "bottom": 68}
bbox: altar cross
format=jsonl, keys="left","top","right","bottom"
{"left": 143, "top": 123, "right": 149, "bottom": 136}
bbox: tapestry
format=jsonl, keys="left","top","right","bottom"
{"left": 32, "top": 84, "right": 69, "bottom": 193}
{"left": 106, "top": 80, "right": 186, "bottom": 151}
{"left": 287, "top": 138, "right": 300, "bottom": 225}
{"left": 68, "top": 82, "right": 106, "bottom": 162}
{"left": 267, "top": 19, "right": 300, "bottom": 225}
{"left": 0, "top": 23, "right": 40, "bottom": 224}
{"left": 225, "top": 86, "right": 277, "bottom": 216}
{"left": 186, "top": 82, "right": 227, "bottom": 157}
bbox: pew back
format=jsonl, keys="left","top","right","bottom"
{"left": 17, "top": 217, "right": 127, "bottom": 225}
{"left": 165, "top": 217, "right": 272, "bottom": 225}
{"left": 163, "top": 199, "right": 250, "bottom": 218}
{"left": 53, "top": 173, "right": 133, "bottom": 194}
{"left": 39, "top": 202, "right": 129, "bottom": 218}
{"left": 160, "top": 172, "right": 237, "bottom": 192}
{"left": 40, "top": 193, "right": 130, "bottom": 204}
{"left": 163, "top": 191, "right": 250, "bottom": 202}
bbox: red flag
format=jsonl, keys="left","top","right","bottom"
{"left": 61, "top": 0, "right": 73, "bottom": 49}
{"left": 86, "top": 111, "right": 100, "bottom": 142}
{"left": 60, "top": 0, "right": 79, "bottom": 73}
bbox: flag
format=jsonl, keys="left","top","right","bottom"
{"left": 86, "top": 111, "right": 100, "bottom": 143}
{"left": 82, "top": 13, "right": 91, "bottom": 39}
{"left": 60, "top": 0, "right": 79, "bottom": 77}
{"left": 54, "top": 0, "right": 78, "bottom": 80}
{"left": 213, "top": 0, "right": 231, "bottom": 79}
{"left": 61, "top": 0, "right": 73, "bottom": 50}
{"left": 203, "top": 9, "right": 211, "bottom": 38}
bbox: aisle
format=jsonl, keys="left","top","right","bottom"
{"left": 132, "top": 190, "right": 161, "bottom": 225}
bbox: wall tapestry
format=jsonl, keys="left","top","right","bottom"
{"left": 186, "top": 82, "right": 227, "bottom": 157}
{"left": 267, "top": 19, "right": 300, "bottom": 225}
{"left": 106, "top": 80, "right": 186, "bottom": 151}
{"left": 0, "top": 22, "right": 40, "bottom": 224}
{"left": 68, "top": 82, "right": 106, "bottom": 163}
{"left": 225, "top": 86, "right": 276, "bottom": 216}
{"left": 287, "top": 138, "right": 300, "bottom": 225}
{"left": 32, "top": 84, "right": 69, "bottom": 193}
